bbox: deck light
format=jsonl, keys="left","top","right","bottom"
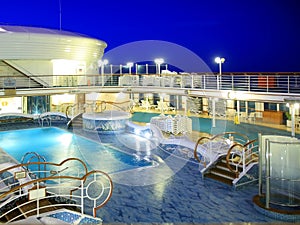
{"left": 214, "top": 57, "right": 225, "bottom": 90}
{"left": 214, "top": 57, "right": 225, "bottom": 75}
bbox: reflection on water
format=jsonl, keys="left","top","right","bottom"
{"left": 0, "top": 127, "right": 151, "bottom": 174}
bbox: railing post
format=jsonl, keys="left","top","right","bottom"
{"left": 36, "top": 182, "right": 40, "bottom": 217}
{"left": 191, "top": 74, "right": 194, "bottom": 88}
{"left": 266, "top": 76, "right": 269, "bottom": 92}
{"left": 81, "top": 180, "right": 84, "bottom": 215}
{"left": 248, "top": 75, "right": 250, "bottom": 92}
{"left": 288, "top": 76, "right": 290, "bottom": 93}
{"left": 265, "top": 138, "right": 270, "bottom": 209}
{"left": 258, "top": 133, "right": 263, "bottom": 196}
{"left": 242, "top": 147, "right": 246, "bottom": 172}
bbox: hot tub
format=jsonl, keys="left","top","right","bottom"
{"left": 82, "top": 110, "right": 132, "bottom": 133}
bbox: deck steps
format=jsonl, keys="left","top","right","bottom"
{"left": 17, "top": 199, "right": 58, "bottom": 218}
{"left": 204, "top": 156, "right": 243, "bottom": 185}
{"left": 205, "top": 173, "right": 233, "bottom": 185}
{"left": 4, "top": 208, "right": 25, "bottom": 222}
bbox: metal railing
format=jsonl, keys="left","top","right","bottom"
{"left": 0, "top": 157, "right": 113, "bottom": 223}
{"left": 194, "top": 132, "right": 250, "bottom": 169}
{"left": 1, "top": 72, "right": 300, "bottom": 94}
{"left": 225, "top": 139, "right": 258, "bottom": 177}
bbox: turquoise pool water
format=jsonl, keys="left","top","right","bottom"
{"left": 0, "top": 127, "right": 151, "bottom": 173}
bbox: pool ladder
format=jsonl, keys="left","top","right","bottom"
{"left": 21, "top": 152, "right": 47, "bottom": 179}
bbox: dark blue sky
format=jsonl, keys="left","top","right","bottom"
{"left": 1, "top": 0, "right": 299, "bottom": 72}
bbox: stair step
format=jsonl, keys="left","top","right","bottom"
{"left": 18, "top": 199, "right": 57, "bottom": 218}
{"left": 218, "top": 160, "right": 243, "bottom": 172}
{"left": 204, "top": 173, "right": 233, "bottom": 185}
{"left": 210, "top": 167, "right": 236, "bottom": 180}
{"left": 4, "top": 208, "right": 26, "bottom": 222}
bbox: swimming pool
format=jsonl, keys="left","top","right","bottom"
{"left": 0, "top": 119, "right": 294, "bottom": 224}
{"left": 0, "top": 127, "right": 151, "bottom": 173}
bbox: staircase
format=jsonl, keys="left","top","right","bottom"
{"left": 203, "top": 156, "right": 243, "bottom": 185}
{"left": 2, "top": 198, "right": 56, "bottom": 223}
{"left": 1, "top": 196, "right": 80, "bottom": 223}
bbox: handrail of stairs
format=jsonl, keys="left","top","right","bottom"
{"left": 193, "top": 136, "right": 211, "bottom": 167}
{"left": 2, "top": 60, "right": 49, "bottom": 88}
{"left": 225, "top": 139, "right": 258, "bottom": 178}
{"left": 0, "top": 158, "right": 113, "bottom": 223}
{"left": 193, "top": 132, "right": 250, "bottom": 168}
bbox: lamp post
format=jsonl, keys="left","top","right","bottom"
{"left": 98, "top": 59, "right": 108, "bottom": 86}
{"left": 127, "top": 62, "right": 134, "bottom": 75}
{"left": 154, "top": 58, "right": 164, "bottom": 75}
{"left": 214, "top": 57, "right": 225, "bottom": 90}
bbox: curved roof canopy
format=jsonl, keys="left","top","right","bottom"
{"left": 0, "top": 25, "right": 107, "bottom": 61}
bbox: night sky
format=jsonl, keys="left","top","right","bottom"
{"left": 1, "top": 0, "right": 299, "bottom": 72}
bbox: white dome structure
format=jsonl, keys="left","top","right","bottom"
{"left": 0, "top": 25, "right": 107, "bottom": 85}
{"left": 0, "top": 25, "right": 107, "bottom": 61}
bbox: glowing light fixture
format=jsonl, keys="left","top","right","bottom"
{"left": 215, "top": 57, "right": 225, "bottom": 64}
{"left": 214, "top": 57, "right": 225, "bottom": 75}
{"left": 214, "top": 57, "right": 225, "bottom": 90}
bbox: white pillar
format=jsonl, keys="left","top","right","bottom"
{"left": 237, "top": 100, "right": 240, "bottom": 122}
{"left": 135, "top": 64, "right": 138, "bottom": 75}
{"left": 160, "top": 96, "right": 164, "bottom": 115}
{"left": 212, "top": 98, "right": 216, "bottom": 127}
{"left": 101, "top": 65, "right": 104, "bottom": 86}
{"left": 291, "top": 104, "right": 295, "bottom": 137}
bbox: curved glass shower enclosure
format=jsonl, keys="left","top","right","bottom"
{"left": 256, "top": 134, "right": 300, "bottom": 215}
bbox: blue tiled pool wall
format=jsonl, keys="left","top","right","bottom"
{"left": 48, "top": 211, "right": 80, "bottom": 223}
{"left": 48, "top": 211, "right": 102, "bottom": 224}
{"left": 253, "top": 196, "right": 300, "bottom": 222}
